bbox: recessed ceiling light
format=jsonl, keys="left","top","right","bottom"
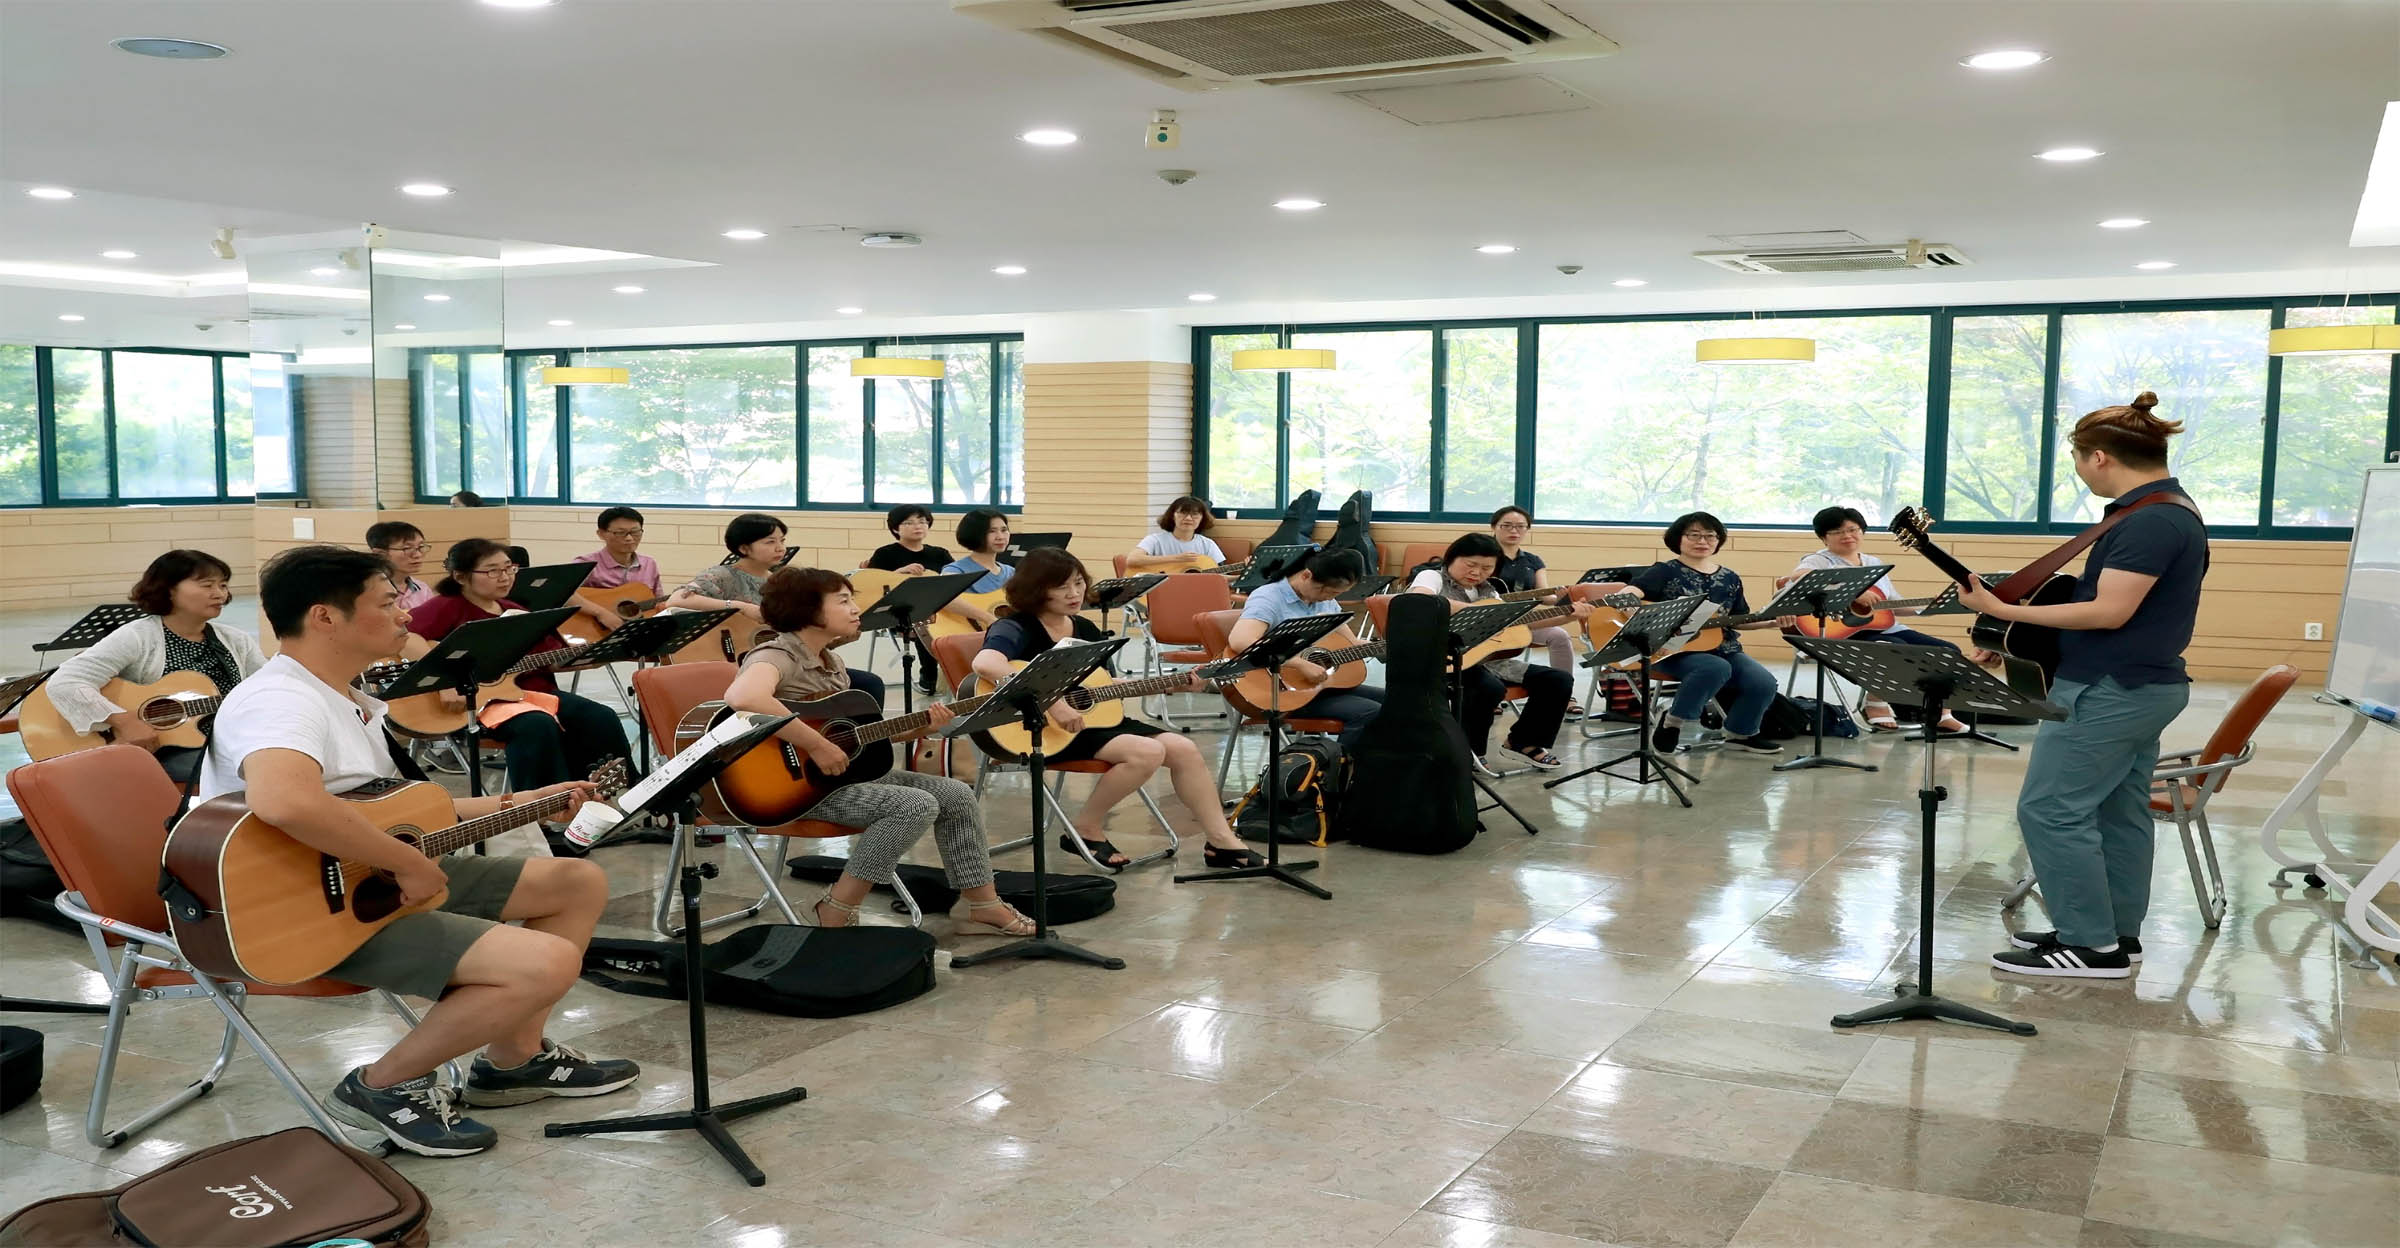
{"left": 100, "top": 249, "right": 137, "bottom": 260}
{"left": 1961, "top": 49, "right": 2048, "bottom": 70}
{"left": 392, "top": 323, "right": 416, "bottom": 331}
{"left": 1613, "top": 278, "right": 1648, "bottom": 288}
{"left": 2135, "top": 260, "right": 2177, "bottom": 270}
{"left": 423, "top": 293, "right": 452, "bottom": 302}
{"left": 310, "top": 266, "right": 340, "bottom": 277}
{"left": 481, "top": 0, "right": 556, "bottom": 7}
{"left": 612, "top": 284, "right": 644, "bottom": 294}
{"left": 2036, "top": 146, "right": 2102, "bottom": 162}
{"left": 112, "top": 36, "right": 229, "bottom": 59}
{"left": 1187, "top": 292, "right": 1218, "bottom": 302}
{"left": 1476, "top": 244, "right": 1518, "bottom": 255}
{"left": 2098, "top": 217, "right": 2150, "bottom": 229}
{"left": 992, "top": 264, "right": 1027, "bottom": 276}
{"left": 721, "top": 228, "right": 766, "bottom": 240}
{"left": 58, "top": 314, "right": 85, "bottom": 322}
{"left": 547, "top": 319, "right": 574, "bottom": 327}
{"left": 1273, "top": 198, "right": 1325, "bottom": 212}
{"left": 26, "top": 186, "right": 74, "bottom": 200}
{"left": 1019, "top": 128, "right": 1078, "bottom": 146}
{"left": 399, "top": 182, "right": 453, "bottom": 197}
{"left": 835, "top": 306, "right": 864, "bottom": 316}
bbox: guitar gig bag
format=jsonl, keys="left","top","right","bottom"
{"left": 1334, "top": 593, "right": 1479, "bottom": 854}
{"left": 0, "top": 1126, "right": 431, "bottom": 1247}
{"left": 782, "top": 856, "right": 1116, "bottom": 924}
{"left": 1326, "top": 490, "right": 1379, "bottom": 581}
{"left": 580, "top": 923, "right": 936, "bottom": 1018}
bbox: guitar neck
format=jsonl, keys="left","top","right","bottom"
{"left": 418, "top": 787, "right": 581, "bottom": 858}
{"left": 502, "top": 645, "right": 584, "bottom": 680}
{"left": 1062, "top": 666, "right": 1230, "bottom": 709}
{"left": 1313, "top": 639, "right": 1386, "bottom": 667}
{"left": 852, "top": 692, "right": 994, "bottom": 746}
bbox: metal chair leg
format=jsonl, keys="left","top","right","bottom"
{"left": 2002, "top": 871, "right": 2038, "bottom": 910}
{"left": 653, "top": 823, "right": 769, "bottom": 938}
{"left": 2181, "top": 811, "right": 2228, "bottom": 929}
{"left": 730, "top": 831, "right": 805, "bottom": 925}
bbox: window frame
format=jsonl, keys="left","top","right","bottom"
{"left": 4, "top": 344, "right": 300, "bottom": 508}
{"left": 1193, "top": 294, "right": 2400, "bottom": 540}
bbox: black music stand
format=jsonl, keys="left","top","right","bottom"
{"left": 1086, "top": 574, "right": 1166, "bottom": 636}
{"left": 1335, "top": 574, "right": 1396, "bottom": 603}
{"left": 1908, "top": 576, "right": 2019, "bottom": 751}
{"left": 856, "top": 571, "right": 981, "bottom": 716}
{"left": 506, "top": 562, "right": 596, "bottom": 612}
{"left": 946, "top": 639, "right": 1131, "bottom": 970}
{"left": 1764, "top": 564, "right": 1898, "bottom": 774}
{"left": 1577, "top": 565, "right": 1651, "bottom": 585}
{"left": 546, "top": 708, "right": 804, "bottom": 1186}
{"left": 0, "top": 670, "right": 51, "bottom": 719}
{"left": 1000, "top": 532, "right": 1072, "bottom": 566}
{"left": 30, "top": 604, "right": 146, "bottom": 666}
{"left": 1173, "top": 612, "right": 1353, "bottom": 899}
{"left": 1545, "top": 595, "right": 1712, "bottom": 807}
{"left": 552, "top": 608, "right": 739, "bottom": 780}
{"left": 1793, "top": 638, "right": 2062, "bottom": 1037}
{"left": 1234, "top": 543, "right": 1315, "bottom": 594}
{"left": 1437, "top": 598, "right": 1545, "bottom": 833}
{"left": 375, "top": 607, "right": 578, "bottom": 802}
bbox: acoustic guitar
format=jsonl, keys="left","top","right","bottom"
{"left": 558, "top": 584, "right": 673, "bottom": 644}
{"left": 383, "top": 643, "right": 606, "bottom": 739}
{"left": 706, "top": 690, "right": 993, "bottom": 828}
{"left": 1783, "top": 591, "right": 1953, "bottom": 640}
{"left": 1888, "top": 506, "right": 2071, "bottom": 696}
{"left": 19, "top": 663, "right": 407, "bottom": 761}
{"left": 662, "top": 616, "right": 777, "bottom": 666}
{"left": 1224, "top": 613, "right": 1379, "bottom": 711}
{"left": 162, "top": 759, "right": 629, "bottom": 984}
{"left": 923, "top": 588, "right": 1011, "bottom": 642}
{"left": 1133, "top": 553, "right": 1255, "bottom": 577}
{"left": 968, "top": 657, "right": 1240, "bottom": 758}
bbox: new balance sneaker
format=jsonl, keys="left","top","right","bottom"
{"left": 1724, "top": 735, "right": 1784, "bottom": 754}
{"left": 1651, "top": 724, "right": 1683, "bottom": 754}
{"left": 1990, "top": 943, "right": 2134, "bottom": 979}
{"left": 328, "top": 1068, "right": 497, "bottom": 1157}
{"left": 462, "top": 1038, "right": 640, "bottom": 1107}
{"left": 2009, "top": 931, "right": 2144, "bottom": 961}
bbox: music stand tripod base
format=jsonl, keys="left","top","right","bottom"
{"left": 1174, "top": 611, "right": 1352, "bottom": 899}
{"left": 1545, "top": 595, "right": 1712, "bottom": 807}
{"left": 1766, "top": 565, "right": 1895, "bottom": 775}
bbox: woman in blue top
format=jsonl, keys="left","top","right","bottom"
{"left": 940, "top": 507, "right": 1013, "bottom": 630}
{"left": 1630, "top": 512, "right": 1791, "bottom": 756}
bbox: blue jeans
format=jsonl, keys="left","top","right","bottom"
{"left": 2015, "top": 676, "right": 2190, "bottom": 948}
{"left": 1304, "top": 686, "right": 1385, "bottom": 747}
{"left": 1657, "top": 650, "right": 1779, "bottom": 737}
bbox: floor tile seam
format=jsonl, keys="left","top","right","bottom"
{"left": 2115, "top": 1063, "right": 2400, "bottom": 1118}
{"left": 2097, "top": 1117, "right": 2400, "bottom": 1183}
{"left": 1738, "top": 1169, "right": 2090, "bottom": 1242}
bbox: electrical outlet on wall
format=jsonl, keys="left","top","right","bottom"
{"left": 2304, "top": 622, "right": 2324, "bottom": 641}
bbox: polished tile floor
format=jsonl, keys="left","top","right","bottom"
{"left": 3, "top": 603, "right": 2397, "bottom": 1246}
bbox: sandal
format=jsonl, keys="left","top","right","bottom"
{"left": 954, "top": 898, "right": 1036, "bottom": 937}
{"left": 1202, "top": 843, "right": 1267, "bottom": 869}
{"left": 805, "top": 890, "right": 860, "bottom": 929}
{"left": 1865, "top": 701, "right": 1901, "bottom": 732}
{"left": 1505, "top": 742, "right": 1565, "bottom": 770}
{"left": 1059, "top": 832, "right": 1130, "bottom": 870}
{"left": 1936, "top": 716, "right": 1969, "bottom": 735}
{"left": 1562, "top": 699, "right": 1586, "bottom": 722}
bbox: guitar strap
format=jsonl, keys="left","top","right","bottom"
{"left": 1991, "top": 491, "right": 2202, "bottom": 604}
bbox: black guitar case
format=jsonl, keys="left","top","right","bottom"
{"left": 1325, "top": 490, "right": 1379, "bottom": 581}
{"left": 1237, "top": 489, "right": 1322, "bottom": 592}
{"left": 1334, "top": 592, "right": 1478, "bottom": 854}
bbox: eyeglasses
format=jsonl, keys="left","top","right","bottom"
{"left": 603, "top": 528, "right": 643, "bottom": 538}
{"left": 379, "top": 543, "right": 428, "bottom": 555}
{"left": 1494, "top": 522, "right": 1531, "bottom": 532}
{"left": 471, "top": 564, "right": 517, "bottom": 577}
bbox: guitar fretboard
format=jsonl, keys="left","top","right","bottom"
{"left": 419, "top": 787, "right": 581, "bottom": 858}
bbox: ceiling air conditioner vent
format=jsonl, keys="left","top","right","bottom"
{"left": 958, "top": 0, "right": 1617, "bottom": 89}
{"left": 1694, "top": 240, "right": 1972, "bottom": 275}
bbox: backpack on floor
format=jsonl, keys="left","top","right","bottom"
{"left": 1740, "top": 692, "right": 1817, "bottom": 740}
{"left": 580, "top": 923, "right": 936, "bottom": 1018}
{"left": 1, "top": 1026, "right": 41, "bottom": 1115}
{"left": 1784, "top": 696, "right": 1861, "bottom": 740}
{"left": 783, "top": 856, "right": 1116, "bottom": 924}
{"left": 1231, "top": 736, "right": 1345, "bottom": 846}
{"left": 0, "top": 818, "right": 73, "bottom": 934}
{"left": 0, "top": 1125, "right": 430, "bottom": 1247}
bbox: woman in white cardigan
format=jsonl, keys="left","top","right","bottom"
{"left": 46, "top": 549, "right": 266, "bottom": 784}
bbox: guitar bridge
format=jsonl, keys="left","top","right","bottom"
{"left": 320, "top": 854, "right": 346, "bottom": 914}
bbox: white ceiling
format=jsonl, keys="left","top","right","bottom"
{"left": 3, "top": 0, "right": 2396, "bottom": 350}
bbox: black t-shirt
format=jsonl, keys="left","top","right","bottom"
{"left": 2055, "top": 479, "right": 2209, "bottom": 688}
{"left": 864, "top": 541, "right": 954, "bottom": 572}
{"left": 1493, "top": 550, "right": 1547, "bottom": 593}
{"left": 1630, "top": 560, "right": 1754, "bottom": 655}
{"left": 979, "top": 614, "right": 1112, "bottom": 668}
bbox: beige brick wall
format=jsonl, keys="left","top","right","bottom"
{"left": 0, "top": 504, "right": 257, "bottom": 606}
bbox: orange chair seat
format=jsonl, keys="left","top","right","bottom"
{"left": 754, "top": 818, "right": 867, "bottom": 839}
{"left": 0, "top": 710, "right": 18, "bottom": 735}
{"left": 135, "top": 965, "right": 369, "bottom": 997}
{"left": 1161, "top": 648, "right": 1212, "bottom": 664}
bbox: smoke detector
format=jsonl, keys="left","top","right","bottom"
{"left": 860, "top": 232, "right": 923, "bottom": 249}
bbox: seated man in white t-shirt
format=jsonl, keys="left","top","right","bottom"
{"left": 195, "top": 545, "right": 639, "bottom": 1159}
{"left": 1125, "top": 495, "right": 1228, "bottom": 570}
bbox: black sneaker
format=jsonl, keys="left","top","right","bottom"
{"left": 1990, "top": 943, "right": 2133, "bottom": 979}
{"left": 327, "top": 1068, "right": 496, "bottom": 1157}
{"left": 462, "top": 1038, "right": 640, "bottom": 1107}
{"left": 1651, "top": 724, "right": 1683, "bottom": 754}
{"left": 1725, "top": 735, "right": 1783, "bottom": 754}
{"left": 2010, "top": 931, "right": 2144, "bottom": 962}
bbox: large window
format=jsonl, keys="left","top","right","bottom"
{"left": 472, "top": 335, "right": 1023, "bottom": 509}
{"left": 1197, "top": 297, "right": 2396, "bottom": 537}
{"left": 0, "top": 345, "right": 283, "bottom": 506}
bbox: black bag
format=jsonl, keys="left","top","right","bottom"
{"left": 580, "top": 923, "right": 936, "bottom": 1018}
{"left": 783, "top": 856, "right": 1116, "bottom": 924}
{"left": 1238, "top": 490, "right": 1323, "bottom": 592}
{"left": 1745, "top": 692, "right": 1816, "bottom": 740}
{"left": 1231, "top": 736, "right": 1345, "bottom": 846}
{"left": 0, "top": 818, "right": 73, "bottom": 934}
{"left": 1325, "top": 490, "right": 1378, "bottom": 582}
{"left": 1784, "top": 696, "right": 1861, "bottom": 739}
{"left": 1335, "top": 594, "right": 1480, "bottom": 855}
{"left": 0, "top": 1125, "right": 430, "bottom": 1247}
{"left": 1, "top": 1026, "right": 40, "bottom": 1115}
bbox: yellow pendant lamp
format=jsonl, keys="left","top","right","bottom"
{"left": 852, "top": 354, "right": 945, "bottom": 379}
{"left": 2266, "top": 324, "right": 2400, "bottom": 356}
{"left": 1231, "top": 347, "right": 1337, "bottom": 372}
{"left": 539, "top": 365, "right": 629, "bottom": 386}
{"left": 1695, "top": 336, "right": 1815, "bottom": 365}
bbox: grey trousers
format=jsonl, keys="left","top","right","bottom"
{"left": 800, "top": 768, "right": 996, "bottom": 891}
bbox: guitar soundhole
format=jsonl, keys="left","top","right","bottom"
{"left": 352, "top": 874, "right": 402, "bottom": 923}
{"left": 824, "top": 721, "right": 860, "bottom": 753}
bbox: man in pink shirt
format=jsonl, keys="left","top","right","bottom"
{"left": 570, "top": 507, "right": 661, "bottom": 593}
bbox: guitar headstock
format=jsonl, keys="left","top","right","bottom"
{"left": 1601, "top": 590, "right": 1644, "bottom": 611}
{"left": 588, "top": 757, "right": 631, "bottom": 802}
{"left": 1889, "top": 506, "right": 1935, "bottom": 550}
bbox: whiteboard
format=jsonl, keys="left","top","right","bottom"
{"left": 2328, "top": 465, "right": 2400, "bottom": 717}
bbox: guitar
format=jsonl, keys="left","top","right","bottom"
{"left": 1783, "top": 591, "right": 1954, "bottom": 640}
{"left": 1888, "top": 506, "right": 2070, "bottom": 696}
{"left": 706, "top": 690, "right": 993, "bottom": 828}
{"left": 162, "top": 760, "right": 630, "bottom": 984}
{"left": 969, "top": 657, "right": 1241, "bottom": 757}
{"left": 924, "top": 588, "right": 1012, "bottom": 642}
{"left": 383, "top": 644, "right": 607, "bottom": 739}
{"left": 1226, "top": 623, "right": 1380, "bottom": 711}
{"left": 662, "top": 616, "right": 777, "bottom": 666}
{"left": 1134, "top": 553, "right": 1255, "bottom": 577}
{"left": 20, "top": 663, "right": 408, "bottom": 760}
{"left": 558, "top": 584, "right": 673, "bottom": 644}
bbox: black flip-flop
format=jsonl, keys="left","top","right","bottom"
{"left": 1059, "top": 833, "right": 1130, "bottom": 869}
{"left": 1203, "top": 844, "right": 1267, "bottom": 869}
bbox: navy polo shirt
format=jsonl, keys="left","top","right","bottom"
{"left": 2054, "top": 477, "right": 2209, "bottom": 688}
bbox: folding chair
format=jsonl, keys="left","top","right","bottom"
{"left": 7, "top": 746, "right": 448, "bottom": 1150}
{"left": 931, "top": 632, "right": 1179, "bottom": 872}
{"left": 2005, "top": 663, "right": 2299, "bottom": 930}
{"left": 631, "top": 663, "right": 920, "bottom": 935}
{"left": 1193, "top": 608, "right": 1352, "bottom": 794}
{"left": 1133, "top": 572, "right": 1234, "bottom": 726}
